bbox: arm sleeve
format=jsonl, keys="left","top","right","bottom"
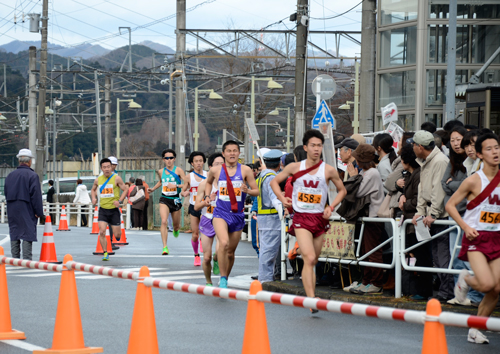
{"left": 430, "top": 160, "right": 449, "bottom": 217}
{"left": 416, "top": 181, "right": 426, "bottom": 216}
{"left": 356, "top": 171, "right": 374, "bottom": 198}
{"left": 266, "top": 175, "right": 278, "bottom": 202}
{"left": 446, "top": 173, "right": 466, "bottom": 193}
{"left": 73, "top": 187, "right": 80, "bottom": 203}
{"left": 30, "top": 175, "right": 44, "bottom": 216}
{"left": 384, "top": 164, "right": 403, "bottom": 193}
{"left": 440, "top": 163, "right": 454, "bottom": 196}
{"left": 403, "top": 176, "right": 419, "bottom": 214}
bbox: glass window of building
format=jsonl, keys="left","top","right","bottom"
{"left": 380, "top": 0, "right": 418, "bottom": 26}
{"left": 428, "top": 24, "right": 471, "bottom": 63}
{"left": 379, "top": 70, "right": 416, "bottom": 109}
{"left": 426, "top": 69, "right": 469, "bottom": 107}
{"left": 429, "top": 1, "right": 500, "bottom": 19}
{"left": 380, "top": 26, "right": 417, "bottom": 67}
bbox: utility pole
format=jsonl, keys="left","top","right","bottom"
{"left": 94, "top": 71, "right": 103, "bottom": 161}
{"left": 3, "top": 64, "right": 6, "bottom": 97}
{"left": 35, "top": 0, "right": 48, "bottom": 182}
{"left": 169, "top": 64, "right": 173, "bottom": 149}
{"left": 359, "top": 0, "right": 376, "bottom": 132}
{"left": 104, "top": 75, "right": 111, "bottom": 157}
{"left": 175, "top": 0, "right": 186, "bottom": 168}
{"left": 28, "top": 46, "right": 37, "bottom": 155}
{"left": 294, "top": 0, "right": 309, "bottom": 146}
{"left": 445, "top": 0, "right": 457, "bottom": 122}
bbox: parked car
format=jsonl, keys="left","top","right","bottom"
{"left": 42, "top": 176, "right": 95, "bottom": 202}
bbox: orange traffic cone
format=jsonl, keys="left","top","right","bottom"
{"left": 114, "top": 208, "right": 129, "bottom": 246}
{"left": 421, "top": 299, "right": 448, "bottom": 354}
{"left": 33, "top": 254, "right": 103, "bottom": 354}
{"left": 92, "top": 227, "right": 115, "bottom": 256}
{"left": 0, "top": 246, "right": 26, "bottom": 340}
{"left": 90, "top": 207, "right": 99, "bottom": 234}
{"left": 57, "top": 205, "right": 71, "bottom": 231}
{"left": 241, "top": 280, "right": 271, "bottom": 354}
{"left": 39, "top": 216, "right": 61, "bottom": 264}
{"left": 127, "top": 266, "right": 159, "bottom": 354}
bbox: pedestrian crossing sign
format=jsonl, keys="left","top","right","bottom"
{"left": 312, "top": 100, "right": 335, "bottom": 130}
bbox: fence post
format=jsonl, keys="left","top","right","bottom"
{"left": 76, "top": 205, "right": 81, "bottom": 227}
{"left": 66, "top": 203, "right": 71, "bottom": 226}
{"left": 88, "top": 204, "right": 93, "bottom": 228}
{"left": 56, "top": 203, "right": 60, "bottom": 226}
{"left": 394, "top": 218, "right": 402, "bottom": 298}
{"left": 1, "top": 202, "right": 4, "bottom": 223}
{"left": 281, "top": 218, "right": 287, "bottom": 281}
{"left": 126, "top": 203, "right": 131, "bottom": 230}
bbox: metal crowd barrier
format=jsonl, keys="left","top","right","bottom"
{"left": 280, "top": 215, "right": 471, "bottom": 299}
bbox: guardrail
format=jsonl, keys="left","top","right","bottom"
{"left": 281, "top": 215, "right": 470, "bottom": 299}
{"left": 1, "top": 249, "right": 499, "bottom": 353}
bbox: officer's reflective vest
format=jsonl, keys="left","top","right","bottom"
{"left": 257, "top": 172, "right": 277, "bottom": 215}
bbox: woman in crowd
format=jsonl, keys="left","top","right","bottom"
{"left": 73, "top": 179, "right": 91, "bottom": 227}
{"left": 129, "top": 178, "right": 146, "bottom": 230}
{"left": 462, "top": 130, "right": 481, "bottom": 176}
{"left": 372, "top": 133, "right": 397, "bottom": 188}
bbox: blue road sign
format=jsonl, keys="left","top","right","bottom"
{"left": 311, "top": 100, "right": 335, "bottom": 130}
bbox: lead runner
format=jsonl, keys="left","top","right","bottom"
{"left": 204, "top": 140, "right": 259, "bottom": 288}
{"left": 270, "top": 130, "right": 346, "bottom": 310}
{"left": 446, "top": 133, "right": 500, "bottom": 344}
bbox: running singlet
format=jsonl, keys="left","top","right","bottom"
{"left": 202, "top": 186, "right": 218, "bottom": 219}
{"left": 161, "top": 166, "right": 181, "bottom": 199}
{"left": 98, "top": 173, "right": 120, "bottom": 209}
{"left": 463, "top": 169, "right": 500, "bottom": 232}
{"left": 189, "top": 171, "right": 207, "bottom": 205}
{"left": 291, "top": 160, "right": 329, "bottom": 214}
{"left": 216, "top": 163, "right": 246, "bottom": 214}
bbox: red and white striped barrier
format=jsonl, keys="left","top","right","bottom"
{"left": 4, "top": 256, "right": 500, "bottom": 332}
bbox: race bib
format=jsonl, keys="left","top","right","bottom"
{"left": 218, "top": 181, "right": 242, "bottom": 202}
{"left": 296, "top": 187, "right": 322, "bottom": 209}
{"left": 100, "top": 184, "right": 114, "bottom": 198}
{"left": 190, "top": 186, "right": 198, "bottom": 204}
{"left": 479, "top": 204, "right": 500, "bottom": 231}
{"left": 206, "top": 205, "right": 215, "bottom": 215}
{"left": 162, "top": 183, "right": 177, "bottom": 196}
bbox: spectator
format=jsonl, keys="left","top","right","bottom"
{"left": 73, "top": 179, "right": 91, "bottom": 227}
{"left": 411, "top": 130, "right": 454, "bottom": 302}
{"left": 333, "top": 133, "right": 345, "bottom": 147}
{"left": 129, "top": 178, "right": 146, "bottom": 230}
{"left": 464, "top": 124, "right": 478, "bottom": 131}
{"left": 433, "top": 133, "right": 443, "bottom": 151}
{"left": 384, "top": 132, "right": 414, "bottom": 217}
{"left": 462, "top": 130, "right": 481, "bottom": 176}
{"left": 4, "top": 149, "right": 44, "bottom": 260}
{"left": 398, "top": 144, "right": 433, "bottom": 299}
{"left": 127, "top": 177, "right": 136, "bottom": 228}
{"left": 421, "top": 121, "right": 437, "bottom": 134}
{"left": 443, "top": 119, "right": 464, "bottom": 132}
{"left": 351, "top": 133, "right": 366, "bottom": 145}
{"left": 142, "top": 179, "right": 150, "bottom": 230}
{"left": 335, "top": 138, "right": 360, "bottom": 181}
{"left": 46, "top": 179, "right": 56, "bottom": 223}
{"left": 347, "top": 144, "right": 385, "bottom": 294}
{"left": 373, "top": 133, "right": 397, "bottom": 188}
{"left": 293, "top": 145, "right": 307, "bottom": 162}
{"left": 434, "top": 130, "right": 449, "bottom": 156}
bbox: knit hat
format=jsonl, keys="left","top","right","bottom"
{"left": 352, "top": 144, "right": 376, "bottom": 163}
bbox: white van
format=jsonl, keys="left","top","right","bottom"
{"left": 42, "top": 176, "right": 95, "bottom": 201}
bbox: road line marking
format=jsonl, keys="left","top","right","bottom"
{"left": 15, "top": 273, "right": 61, "bottom": 277}
{"left": 6, "top": 269, "right": 45, "bottom": 274}
{"left": 149, "top": 270, "right": 204, "bottom": 276}
{"left": 0, "top": 339, "right": 45, "bottom": 351}
{"left": 0, "top": 235, "right": 10, "bottom": 246}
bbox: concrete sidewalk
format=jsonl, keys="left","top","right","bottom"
{"left": 262, "top": 278, "right": 500, "bottom": 316}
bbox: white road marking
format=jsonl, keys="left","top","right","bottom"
{"left": 15, "top": 272, "right": 61, "bottom": 277}
{"left": 77, "top": 269, "right": 203, "bottom": 280}
{"left": 6, "top": 269, "right": 44, "bottom": 274}
{"left": 0, "top": 235, "right": 10, "bottom": 246}
{"left": 0, "top": 339, "right": 45, "bottom": 351}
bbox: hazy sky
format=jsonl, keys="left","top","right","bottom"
{"left": 0, "top": 0, "right": 362, "bottom": 57}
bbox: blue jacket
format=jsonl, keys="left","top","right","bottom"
{"left": 4, "top": 165, "right": 44, "bottom": 242}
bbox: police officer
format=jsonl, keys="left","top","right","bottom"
{"left": 257, "top": 149, "right": 284, "bottom": 283}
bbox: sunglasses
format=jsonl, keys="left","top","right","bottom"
{"left": 163, "top": 156, "right": 175, "bottom": 160}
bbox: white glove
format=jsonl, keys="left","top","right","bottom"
{"left": 272, "top": 199, "right": 284, "bottom": 220}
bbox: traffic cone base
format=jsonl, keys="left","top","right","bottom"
{"left": 33, "top": 347, "right": 102, "bottom": 354}
{"left": 40, "top": 216, "right": 62, "bottom": 264}
{"left": 0, "top": 246, "right": 26, "bottom": 340}
{"left": 57, "top": 206, "right": 71, "bottom": 231}
{"left": 92, "top": 228, "right": 115, "bottom": 255}
{"left": 90, "top": 207, "right": 99, "bottom": 234}
{"left": 241, "top": 280, "right": 271, "bottom": 354}
{"left": 114, "top": 208, "right": 129, "bottom": 245}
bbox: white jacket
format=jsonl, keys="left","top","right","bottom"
{"left": 73, "top": 184, "right": 91, "bottom": 204}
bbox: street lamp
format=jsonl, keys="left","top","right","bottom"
{"left": 194, "top": 88, "right": 222, "bottom": 151}
{"left": 116, "top": 98, "right": 141, "bottom": 158}
{"left": 250, "top": 77, "right": 283, "bottom": 158}
{"left": 0, "top": 114, "right": 6, "bottom": 121}
{"left": 268, "top": 107, "right": 291, "bottom": 152}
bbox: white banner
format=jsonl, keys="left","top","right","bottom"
{"left": 382, "top": 102, "right": 398, "bottom": 126}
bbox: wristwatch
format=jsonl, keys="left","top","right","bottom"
{"left": 431, "top": 214, "right": 438, "bottom": 220}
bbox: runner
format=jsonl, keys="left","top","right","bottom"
{"left": 446, "top": 133, "right": 500, "bottom": 344}
{"left": 108, "top": 156, "right": 118, "bottom": 243}
{"left": 194, "top": 153, "right": 224, "bottom": 285}
{"left": 148, "top": 149, "right": 186, "bottom": 255}
{"left": 270, "top": 130, "right": 346, "bottom": 307}
{"left": 204, "top": 140, "right": 259, "bottom": 288}
{"left": 181, "top": 151, "right": 207, "bottom": 266}
{"left": 90, "top": 158, "right": 129, "bottom": 261}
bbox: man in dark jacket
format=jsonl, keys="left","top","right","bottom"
{"left": 46, "top": 179, "right": 56, "bottom": 222}
{"left": 4, "top": 149, "right": 44, "bottom": 260}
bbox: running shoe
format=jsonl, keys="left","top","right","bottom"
{"left": 219, "top": 277, "right": 228, "bottom": 288}
{"left": 468, "top": 328, "right": 489, "bottom": 344}
{"left": 173, "top": 230, "right": 180, "bottom": 238}
{"left": 455, "top": 269, "right": 470, "bottom": 303}
{"left": 343, "top": 281, "right": 359, "bottom": 292}
{"left": 213, "top": 258, "right": 220, "bottom": 275}
{"left": 360, "top": 284, "right": 383, "bottom": 294}
{"left": 349, "top": 283, "right": 367, "bottom": 294}
{"left": 288, "top": 242, "right": 300, "bottom": 260}
{"left": 310, "top": 297, "right": 320, "bottom": 314}
{"left": 206, "top": 283, "right": 213, "bottom": 287}
{"left": 102, "top": 252, "right": 109, "bottom": 261}
{"left": 194, "top": 255, "right": 201, "bottom": 266}
{"left": 162, "top": 246, "right": 169, "bottom": 255}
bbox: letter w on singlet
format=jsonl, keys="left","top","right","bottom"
{"left": 303, "top": 180, "right": 319, "bottom": 188}
{"left": 488, "top": 194, "right": 500, "bottom": 205}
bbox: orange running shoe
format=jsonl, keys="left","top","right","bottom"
{"left": 288, "top": 242, "right": 300, "bottom": 260}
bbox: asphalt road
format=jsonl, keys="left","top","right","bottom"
{"left": 0, "top": 224, "right": 499, "bottom": 353}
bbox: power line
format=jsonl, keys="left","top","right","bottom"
{"left": 309, "top": 1, "right": 364, "bottom": 20}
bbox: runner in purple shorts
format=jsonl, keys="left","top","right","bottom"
{"left": 446, "top": 133, "right": 500, "bottom": 344}
{"left": 195, "top": 153, "right": 224, "bottom": 286}
{"left": 204, "top": 141, "right": 259, "bottom": 288}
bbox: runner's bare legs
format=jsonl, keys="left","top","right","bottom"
{"left": 213, "top": 218, "right": 241, "bottom": 278}
{"left": 159, "top": 204, "right": 170, "bottom": 248}
{"left": 295, "top": 228, "right": 324, "bottom": 298}
{"left": 201, "top": 233, "right": 215, "bottom": 284}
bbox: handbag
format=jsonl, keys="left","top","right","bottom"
{"left": 377, "top": 194, "right": 393, "bottom": 218}
{"left": 130, "top": 188, "right": 145, "bottom": 204}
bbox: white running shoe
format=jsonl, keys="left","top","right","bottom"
{"left": 343, "top": 281, "right": 359, "bottom": 292}
{"left": 447, "top": 297, "right": 472, "bottom": 306}
{"left": 468, "top": 328, "right": 489, "bottom": 344}
{"left": 454, "top": 269, "right": 470, "bottom": 303}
